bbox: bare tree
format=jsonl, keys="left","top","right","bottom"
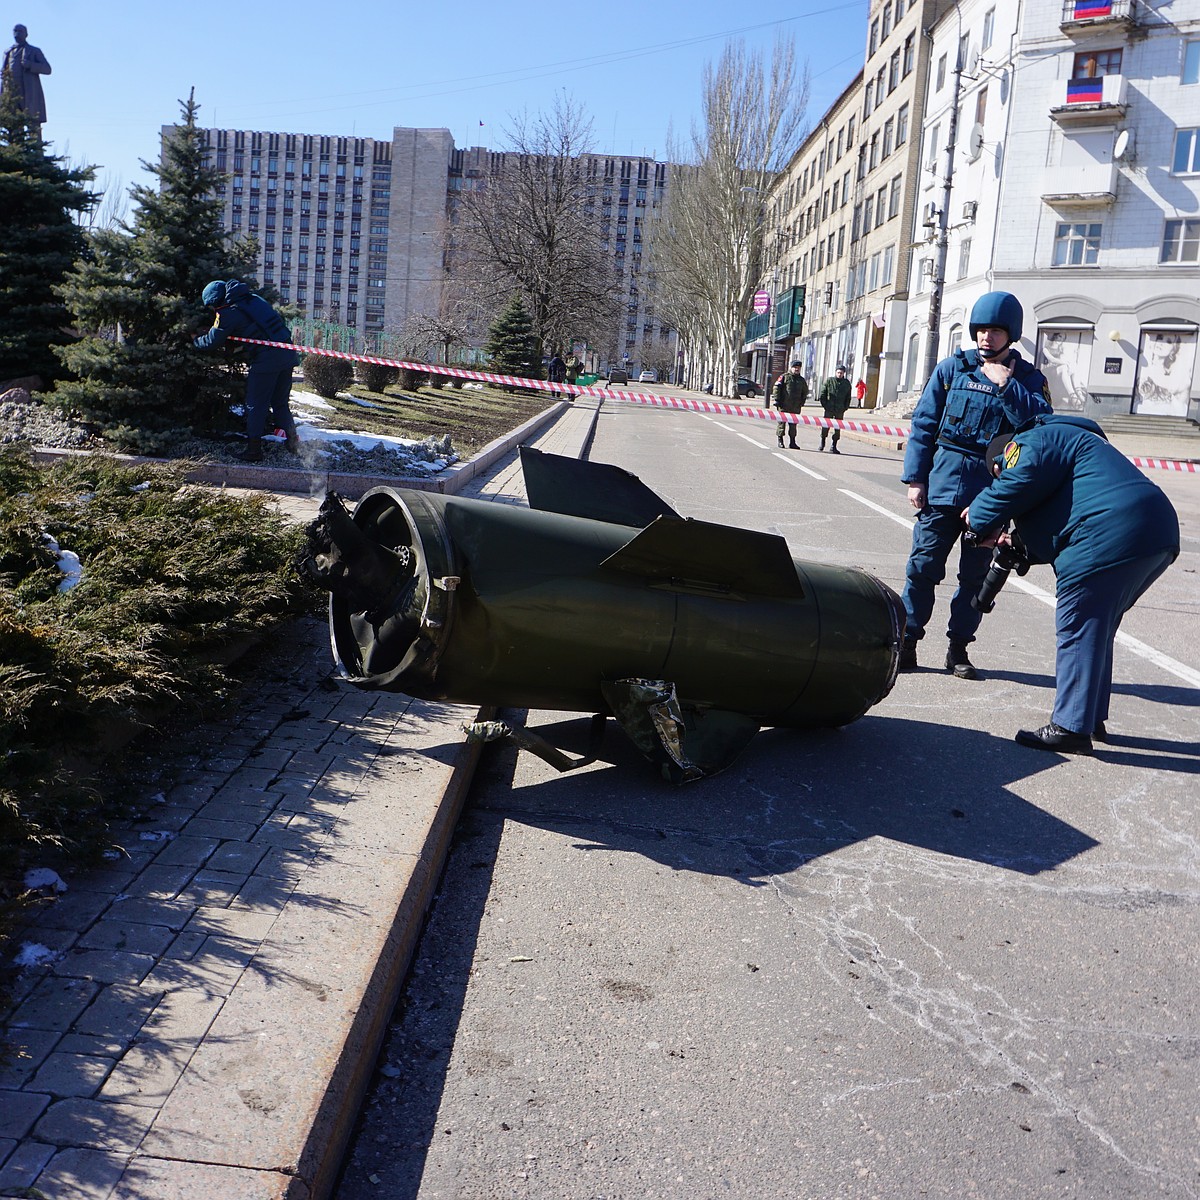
{"left": 653, "top": 38, "right": 809, "bottom": 397}
{"left": 452, "top": 94, "right": 621, "bottom": 362}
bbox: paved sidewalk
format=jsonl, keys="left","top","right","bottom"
{"left": 0, "top": 401, "right": 601, "bottom": 1200}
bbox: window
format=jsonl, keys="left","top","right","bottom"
{"left": 959, "top": 34, "right": 970, "bottom": 70}
{"left": 1185, "top": 40, "right": 1200, "bottom": 84}
{"left": 882, "top": 244, "right": 895, "bottom": 288}
{"left": 869, "top": 133, "right": 880, "bottom": 170}
{"left": 1073, "top": 49, "right": 1122, "bottom": 78}
{"left": 957, "top": 238, "right": 972, "bottom": 279}
{"left": 882, "top": 4, "right": 892, "bottom": 39}
{"left": 895, "top": 0, "right": 905, "bottom": 17}
{"left": 975, "top": 84, "right": 989, "bottom": 127}
{"left": 883, "top": 118, "right": 895, "bottom": 158}
{"left": 888, "top": 175, "right": 902, "bottom": 218}
{"left": 936, "top": 55, "right": 947, "bottom": 91}
{"left": 864, "top": 81, "right": 873, "bottom": 117}
{"left": 890, "top": 50, "right": 901, "bottom": 92}
{"left": 863, "top": 195, "right": 875, "bottom": 229}
{"left": 1052, "top": 221, "right": 1101, "bottom": 266}
{"left": 896, "top": 102, "right": 910, "bottom": 146}
{"left": 982, "top": 8, "right": 995, "bottom": 50}
{"left": 868, "top": 252, "right": 881, "bottom": 292}
{"left": 927, "top": 123, "right": 940, "bottom": 169}
{"left": 847, "top": 115, "right": 856, "bottom": 145}
{"left": 876, "top": 186, "right": 888, "bottom": 225}
{"left": 869, "top": 18, "right": 880, "bottom": 56}
{"left": 903, "top": 34, "right": 915, "bottom": 77}
{"left": 1172, "top": 129, "right": 1200, "bottom": 174}
{"left": 1161, "top": 218, "right": 1200, "bottom": 263}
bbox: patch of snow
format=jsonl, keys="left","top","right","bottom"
{"left": 138, "top": 830, "right": 177, "bottom": 843}
{"left": 24, "top": 867, "right": 68, "bottom": 893}
{"left": 42, "top": 534, "right": 84, "bottom": 593}
{"left": 15, "top": 943, "right": 59, "bottom": 967}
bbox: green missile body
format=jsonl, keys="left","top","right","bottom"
{"left": 302, "top": 448, "right": 905, "bottom": 782}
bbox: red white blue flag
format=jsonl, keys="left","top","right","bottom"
{"left": 1072, "top": 0, "right": 1112, "bottom": 17}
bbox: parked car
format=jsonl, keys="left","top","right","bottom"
{"left": 607, "top": 369, "right": 629, "bottom": 385}
{"left": 637, "top": 369, "right": 657, "bottom": 383}
{"left": 735, "top": 376, "right": 762, "bottom": 398}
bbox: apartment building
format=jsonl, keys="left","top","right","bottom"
{"left": 994, "top": 0, "right": 1200, "bottom": 421}
{"left": 181, "top": 124, "right": 673, "bottom": 372}
{"left": 902, "top": 0, "right": 1200, "bottom": 423}
{"left": 901, "top": 0, "right": 1023, "bottom": 393}
{"left": 760, "top": 0, "right": 949, "bottom": 406}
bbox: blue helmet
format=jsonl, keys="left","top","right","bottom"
{"left": 969, "top": 291, "right": 1022, "bottom": 344}
{"left": 201, "top": 280, "right": 226, "bottom": 307}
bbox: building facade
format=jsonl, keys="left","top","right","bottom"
{"left": 180, "top": 124, "right": 673, "bottom": 373}
{"left": 901, "top": 0, "right": 1025, "bottom": 393}
{"left": 995, "top": 0, "right": 1200, "bottom": 422}
{"left": 760, "top": 0, "right": 950, "bottom": 407}
{"left": 901, "top": 0, "right": 1200, "bottom": 423}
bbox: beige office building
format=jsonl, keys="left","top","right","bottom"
{"left": 178, "top": 124, "right": 673, "bottom": 372}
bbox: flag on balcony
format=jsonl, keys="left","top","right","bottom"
{"left": 1072, "top": 0, "right": 1112, "bottom": 17}
{"left": 1067, "top": 77, "right": 1105, "bottom": 103}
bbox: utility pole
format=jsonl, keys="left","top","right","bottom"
{"left": 922, "top": 33, "right": 964, "bottom": 381}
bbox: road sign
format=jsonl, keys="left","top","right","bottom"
{"left": 753, "top": 290, "right": 771, "bottom": 315}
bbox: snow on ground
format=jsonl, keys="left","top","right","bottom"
{"left": 287, "top": 387, "right": 459, "bottom": 476}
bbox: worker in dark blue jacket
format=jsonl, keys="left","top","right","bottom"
{"left": 899, "top": 292, "right": 1052, "bottom": 679}
{"left": 194, "top": 280, "right": 301, "bottom": 462}
{"left": 965, "top": 414, "right": 1179, "bottom": 753}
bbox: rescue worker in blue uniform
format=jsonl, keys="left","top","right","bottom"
{"left": 899, "top": 292, "right": 1052, "bottom": 678}
{"left": 965, "top": 414, "right": 1179, "bottom": 753}
{"left": 194, "top": 280, "right": 301, "bottom": 462}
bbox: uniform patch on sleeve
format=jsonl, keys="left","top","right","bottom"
{"left": 1042, "top": 381, "right": 1053, "bottom": 405}
{"left": 1003, "top": 440, "right": 1021, "bottom": 470}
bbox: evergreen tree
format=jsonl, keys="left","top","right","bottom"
{"left": 0, "top": 85, "right": 98, "bottom": 385}
{"left": 52, "top": 91, "right": 259, "bottom": 451}
{"left": 484, "top": 293, "right": 537, "bottom": 380}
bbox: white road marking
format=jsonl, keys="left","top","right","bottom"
{"left": 776, "top": 452, "right": 826, "bottom": 480}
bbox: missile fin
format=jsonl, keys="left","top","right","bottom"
{"left": 520, "top": 445, "right": 679, "bottom": 526}
{"left": 601, "top": 517, "right": 805, "bottom": 598}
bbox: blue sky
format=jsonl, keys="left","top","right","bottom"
{"left": 18, "top": 0, "right": 867, "bottom": 202}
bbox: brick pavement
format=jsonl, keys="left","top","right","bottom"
{"left": 0, "top": 399, "right": 601, "bottom": 1200}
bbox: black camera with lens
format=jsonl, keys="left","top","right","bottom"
{"left": 962, "top": 528, "right": 1030, "bottom": 613}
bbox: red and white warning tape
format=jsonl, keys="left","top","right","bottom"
{"left": 231, "top": 337, "right": 1199, "bottom": 474}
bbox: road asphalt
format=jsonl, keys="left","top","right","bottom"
{"left": 1, "top": 395, "right": 1194, "bottom": 1200}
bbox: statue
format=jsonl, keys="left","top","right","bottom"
{"left": 2, "top": 24, "right": 51, "bottom": 134}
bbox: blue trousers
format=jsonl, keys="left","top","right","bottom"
{"left": 901, "top": 505, "right": 994, "bottom": 645}
{"left": 245, "top": 363, "right": 296, "bottom": 439}
{"left": 1051, "top": 550, "right": 1175, "bottom": 734}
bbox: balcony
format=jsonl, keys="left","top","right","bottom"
{"left": 1049, "top": 74, "right": 1127, "bottom": 123}
{"left": 1041, "top": 159, "right": 1118, "bottom": 207}
{"left": 1060, "top": 0, "right": 1139, "bottom": 35}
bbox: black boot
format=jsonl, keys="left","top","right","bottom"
{"left": 946, "top": 641, "right": 978, "bottom": 680}
{"left": 240, "top": 438, "right": 264, "bottom": 463}
{"left": 898, "top": 641, "right": 917, "bottom": 671}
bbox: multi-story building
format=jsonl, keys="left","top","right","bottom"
{"left": 753, "top": 72, "right": 863, "bottom": 395}
{"left": 901, "top": 0, "right": 1024, "bottom": 392}
{"left": 760, "top": 0, "right": 949, "bottom": 407}
{"left": 903, "top": 0, "right": 1200, "bottom": 425}
{"left": 995, "top": 0, "right": 1200, "bottom": 422}
{"left": 180, "top": 124, "right": 673, "bottom": 373}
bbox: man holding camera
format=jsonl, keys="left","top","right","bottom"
{"left": 964, "top": 414, "right": 1179, "bottom": 753}
{"left": 899, "top": 292, "right": 1052, "bottom": 678}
